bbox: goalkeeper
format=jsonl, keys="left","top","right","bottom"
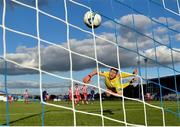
{"left": 83, "top": 68, "right": 138, "bottom": 96}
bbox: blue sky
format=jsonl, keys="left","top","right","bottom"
{"left": 0, "top": 0, "right": 180, "bottom": 95}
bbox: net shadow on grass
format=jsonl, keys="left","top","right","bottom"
{"left": 103, "top": 109, "right": 114, "bottom": 115}
{"left": 2, "top": 109, "right": 60, "bottom": 126}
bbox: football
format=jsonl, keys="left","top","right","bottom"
{"left": 84, "top": 11, "right": 102, "bottom": 28}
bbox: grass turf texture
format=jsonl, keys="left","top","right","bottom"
{"left": 0, "top": 100, "right": 180, "bottom": 126}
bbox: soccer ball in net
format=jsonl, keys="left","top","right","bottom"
{"left": 83, "top": 11, "right": 102, "bottom": 28}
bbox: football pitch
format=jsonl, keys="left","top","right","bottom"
{"left": 0, "top": 100, "right": 180, "bottom": 126}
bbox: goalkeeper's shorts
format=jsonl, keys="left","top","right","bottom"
{"left": 107, "top": 87, "right": 122, "bottom": 93}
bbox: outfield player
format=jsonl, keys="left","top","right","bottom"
{"left": 68, "top": 86, "right": 72, "bottom": 101}
{"left": 68, "top": 86, "right": 72, "bottom": 104}
{"left": 81, "top": 84, "right": 88, "bottom": 104}
{"left": 24, "top": 89, "right": 29, "bottom": 104}
{"left": 90, "top": 87, "right": 96, "bottom": 104}
{"left": 75, "top": 83, "right": 81, "bottom": 105}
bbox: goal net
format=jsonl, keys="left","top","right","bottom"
{"left": 0, "top": 0, "right": 180, "bottom": 126}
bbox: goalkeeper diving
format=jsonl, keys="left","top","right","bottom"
{"left": 83, "top": 68, "right": 138, "bottom": 96}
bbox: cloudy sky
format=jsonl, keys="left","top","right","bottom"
{"left": 0, "top": 0, "right": 180, "bottom": 95}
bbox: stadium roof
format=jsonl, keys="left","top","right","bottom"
{"left": 149, "top": 74, "right": 180, "bottom": 93}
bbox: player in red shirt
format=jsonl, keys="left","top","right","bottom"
{"left": 81, "top": 85, "right": 88, "bottom": 104}
{"left": 68, "top": 86, "right": 72, "bottom": 102}
{"left": 24, "top": 89, "right": 29, "bottom": 104}
{"left": 8, "top": 95, "right": 13, "bottom": 104}
{"left": 75, "top": 84, "right": 81, "bottom": 105}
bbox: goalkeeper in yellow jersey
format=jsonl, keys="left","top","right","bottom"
{"left": 83, "top": 68, "right": 138, "bottom": 96}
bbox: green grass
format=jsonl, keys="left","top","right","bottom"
{"left": 0, "top": 100, "right": 180, "bottom": 126}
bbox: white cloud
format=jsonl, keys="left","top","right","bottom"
{"left": 175, "top": 33, "right": 180, "bottom": 41}
{"left": 120, "top": 14, "right": 151, "bottom": 30}
{"left": 6, "top": 53, "right": 38, "bottom": 67}
{"left": 144, "top": 46, "right": 180, "bottom": 65}
{"left": 154, "top": 27, "right": 168, "bottom": 35}
{"left": 103, "top": 14, "right": 171, "bottom": 47}
{"left": 1, "top": 37, "right": 180, "bottom": 75}
{"left": 0, "top": 80, "right": 69, "bottom": 90}
{"left": 1, "top": 14, "right": 180, "bottom": 75}
{"left": 102, "top": 20, "right": 115, "bottom": 29}
{"left": 155, "top": 17, "right": 180, "bottom": 32}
